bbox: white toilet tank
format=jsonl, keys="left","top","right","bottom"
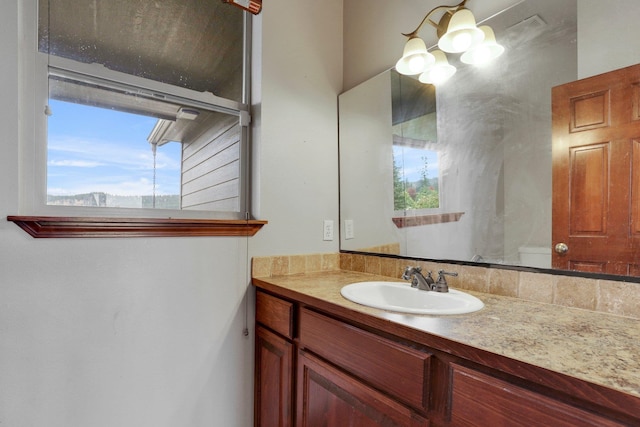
{"left": 518, "top": 246, "right": 551, "bottom": 269}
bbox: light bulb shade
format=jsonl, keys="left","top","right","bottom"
{"left": 460, "top": 26, "right": 504, "bottom": 65}
{"left": 437, "top": 8, "right": 484, "bottom": 53}
{"left": 419, "top": 50, "right": 456, "bottom": 85}
{"left": 395, "top": 37, "right": 435, "bottom": 75}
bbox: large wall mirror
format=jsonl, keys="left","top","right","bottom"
{"left": 339, "top": 0, "right": 640, "bottom": 279}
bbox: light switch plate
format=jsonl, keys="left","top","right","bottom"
{"left": 323, "top": 220, "right": 334, "bottom": 241}
{"left": 344, "top": 219, "right": 354, "bottom": 239}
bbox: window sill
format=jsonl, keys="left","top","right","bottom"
{"left": 7, "top": 216, "right": 267, "bottom": 238}
{"left": 392, "top": 212, "right": 464, "bottom": 228}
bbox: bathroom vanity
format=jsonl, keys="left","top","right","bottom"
{"left": 253, "top": 271, "right": 640, "bottom": 426}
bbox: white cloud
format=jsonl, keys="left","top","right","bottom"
{"left": 48, "top": 159, "right": 104, "bottom": 167}
{"left": 48, "top": 135, "right": 177, "bottom": 171}
{"left": 48, "top": 177, "right": 156, "bottom": 197}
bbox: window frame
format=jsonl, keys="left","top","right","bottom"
{"left": 11, "top": 1, "right": 262, "bottom": 237}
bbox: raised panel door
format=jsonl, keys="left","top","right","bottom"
{"left": 552, "top": 63, "right": 640, "bottom": 275}
{"left": 297, "top": 350, "right": 429, "bottom": 427}
{"left": 255, "top": 325, "right": 293, "bottom": 427}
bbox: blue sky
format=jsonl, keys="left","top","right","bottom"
{"left": 393, "top": 145, "right": 439, "bottom": 183}
{"left": 47, "top": 100, "right": 182, "bottom": 197}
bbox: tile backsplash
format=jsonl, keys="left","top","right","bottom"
{"left": 252, "top": 252, "right": 640, "bottom": 320}
{"left": 251, "top": 253, "right": 340, "bottom": 278}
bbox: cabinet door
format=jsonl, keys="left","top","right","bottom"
{"left": 297, "top": 350, "right": 429, "bottom": 427}
{"left": 255, "top": 326, "right": 293, "bottom": 427}
{"left": 450, "top": 364, "right": 625, "bottom": 427}
{"left": 299, "top": 308, "right": 431, "bottom": 412}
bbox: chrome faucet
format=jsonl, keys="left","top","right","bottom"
{"left": 434, "top": 270, "right": 458, "bottom": 293}
{"left": 402, "top": 266, "right": 435, "bottom": 291}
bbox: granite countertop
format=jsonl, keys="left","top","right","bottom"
{"left": 253, "top": 270, "right": 640, "bottom": 400}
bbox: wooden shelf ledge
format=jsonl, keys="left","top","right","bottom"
{"left": 7, "top": 216, "right": 267, "bottom": 238}
{"left": 392, "top": 212, "right": 464, "bottom": 228}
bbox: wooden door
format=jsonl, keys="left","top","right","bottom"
{"left": 296, "top": 350, "right": 429, "bottom": 427}
{"left": 552, "top": 63, "right": 640, "bottom": 275}
{"left": 255, "top": 326, "right": 293, "bottom": 427}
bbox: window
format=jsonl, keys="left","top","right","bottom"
{"left": 34, "top": 0, "right": 250, "bottom": 217}
{"left": 46, "top": 88, "right": 184, "bottom": 210}
{"left": 391, "top": 70, "right": 441, "bottom": 213}
{"left": 393, "top": 146, "right": 440, "bottom": 211}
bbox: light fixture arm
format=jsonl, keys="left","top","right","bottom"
{"left": 396, "top": 0, "right": 503, "bottom": 84}
{"left": 401, "top": 0, "right": 468, "bottom": 39}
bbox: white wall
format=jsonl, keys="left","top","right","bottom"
{"left": 0, "top": 234, "right": 252, "bottom": 427}
{"left": 339, "top": 70, "right": 403, "bottom": 252}
{"left": 578, "top": 0, "right": 640, "bottom": 79}
{"left": 1, "top": 0, "right": 343, "bottom": 426}
{"left": 501, "top": 9, "right": 577, "bottom": 263}
{"left": 249, "top": 0, "right": 343, "bottom": 257}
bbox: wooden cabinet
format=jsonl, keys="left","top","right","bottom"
{"left": 255, "top": 290, "right": 430, "bottom": 426}
{"left": 298, "top": 308, "right": 431, "bottom": 412}
{"left": 256, "top": 291, "right": 294, "bottom": 339}
{"left": 449, "top": 363, "right": 625, "bottom": 427}
{"left": 255, "top": 291, "right": 295, "bottom": 427}
{"left": 297, "top": 350, "right": 429, "bottom": 427}
{"left": 255, "top": 326, "right": 293, "bottom": 427}
{"left": 254, "top": 288, "right": 639, "bottom": 427}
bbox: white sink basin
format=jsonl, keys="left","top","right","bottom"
{"left": 340, "top": 281, "right": 484, "bottom": 315}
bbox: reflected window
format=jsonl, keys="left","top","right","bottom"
{"left": 393, "top": 146, "right": 440, "bottom": 210}
{"left": 391, "top": 70, "right": 440, "bottom": 212}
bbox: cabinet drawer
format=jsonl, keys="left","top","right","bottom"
{"left": 256, "top": 291, "right": 294, "bottom": 339}
{"left": 299, "top": 308, "right": 431, "bottom": 412}
{"left": 450, "top": 363, "right": 625, "bottom": 426}
{"left": 297, "top": 350, "right": 429, "bottom": 427}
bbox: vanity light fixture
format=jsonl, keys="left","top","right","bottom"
{"left": 395, "top": 37, "right": 436, "bottom": 76}
{"left": 395, "top": 0, "right": 504, "bottom": 85}
{"left": 437, "top": 8, "right": 484, "bottom": 53}
{"left": 460, "top": 26, "right": 505, "bottom": 65}
{"left": 418, "top": 50, "right": 456, "bottom": 85}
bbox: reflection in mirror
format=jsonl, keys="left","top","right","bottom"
{"left": 340, "top": 0, "right": 601, "bottom": 273}
{"left": 340, "top": 0, "right": 577, "bottom": 268}
{"left": 391, "top": 71, "right": 440, "bottom": 212}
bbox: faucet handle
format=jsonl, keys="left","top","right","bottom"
{"left": 401, "top": 265, "right": 422, "bottom": 280}
{"left": 425, "top": 270, "right": 434, "bottom": 280}
{"left": 437, "top": 270, "right": 458, "bottom": 279}
{"left": 435, "top": 270, "right": 458, "bottom": 292}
